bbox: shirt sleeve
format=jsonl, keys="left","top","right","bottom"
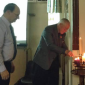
{"left": 0, "top": 26, "right": 6, "bottom": 72}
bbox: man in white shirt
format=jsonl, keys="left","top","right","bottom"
{"left": 0, "top": 3, "right": 20, "bottom": 85}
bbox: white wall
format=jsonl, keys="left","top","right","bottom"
{"left": 27, "top": 2, "right": 48, "bottom": 58}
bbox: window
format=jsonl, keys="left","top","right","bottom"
{"left": 48, "top": 13, "right": 60, "bottom": 25}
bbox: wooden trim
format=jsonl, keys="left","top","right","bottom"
{"left": 72, "top": 0, "right": 79, "bottom": 50}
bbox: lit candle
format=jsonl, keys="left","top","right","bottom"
{"left": 74, "top": 57, "right": 80, "bottom": 66}
{"left": 82, "top": 53, "right": 85, "bottom": 62}
{"left": 79, "top": 37, "right": 82, "bottom": 55}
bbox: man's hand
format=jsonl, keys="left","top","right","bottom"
{"left": 1, "top": 70, "right": 9, "bottom": 80}
{"left": 11, "top": 62, "right": 15, "bottom": 73}
{"left": 65, "top": 50, "right": 74, "bottom": 57}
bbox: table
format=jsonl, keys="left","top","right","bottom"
{"left": 72, "top": 67, "right": 85, "bottom": 85}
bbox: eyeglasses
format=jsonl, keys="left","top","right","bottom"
{"left": 13, "top": 12, "right": 19, "bottom": 17}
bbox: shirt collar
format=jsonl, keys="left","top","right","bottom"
{"left": 1, "top": 16, "right": 10, "bottom": 27}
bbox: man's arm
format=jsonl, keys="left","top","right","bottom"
{"left": 62, "top": 34, "right": 74, "bottom": 57}
{"left": 43, "top": 28, "right": 74, "bottom": 57}
{"left": 0, "top": 27, "right": 6, "bottom": 72}
{"left": 0, "top": 26, "right": 9, "bottom": 80}
{"left": 43, "top": 28, "right": 66, "bottom": 54}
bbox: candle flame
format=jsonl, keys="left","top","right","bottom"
{"left": 82, "top": 53, "right": 85, "bottom": 62}
{"left": 82, "top": 53, "right": 85, "bottom": 58}
{"left": 84, "top": 53, "right": 85, "bottom": 56}
{"left": 78, "top": 57, "right": 79, "bottom": 60}
{"left": 75, "top": 58, "right": 77, "bottom": 60}
{"left": 79, "top": 37, "right": 81, "bottom": 39}
{"left": 74, "top": 57, "right": 80, "bottom": 60}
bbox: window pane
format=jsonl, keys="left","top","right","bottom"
{"left": 48, "top": 13, "right": 60, "bottom": 25}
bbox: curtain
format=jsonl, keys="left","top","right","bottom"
{"left": 47, "top": 0, "right": 62, "bottom": 13}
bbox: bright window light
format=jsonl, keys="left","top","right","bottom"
{"left": 48, "top": 13, "right": 60, "bottom": 25}
{"left": 0, "top": 0, "right": 28, "bottom": 46}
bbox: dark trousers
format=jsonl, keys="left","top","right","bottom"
{"left": 0, "top": 61, "right": 11, "bottom": 85}
{"left": 32, "top": 58, "right": 59, "bottom": 85}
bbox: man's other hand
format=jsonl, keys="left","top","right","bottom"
{"left": 1, "top": 70, "right": 9, "bottom": 80}
{"left": 65, "top": 50, "right": 74, "bottom": 57}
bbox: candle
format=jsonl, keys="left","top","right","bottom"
{"left": 79, "top": 37, "right": 82, "bottom": 55}
{"left": 74, "top": 57, "right": 80, "bottom": 66}
{"left": 82, "top": 53, "right": 85, "bottom": 62}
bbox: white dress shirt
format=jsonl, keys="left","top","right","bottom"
{"left": 0, "top": 16, "right": 14, "bottom": 72}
